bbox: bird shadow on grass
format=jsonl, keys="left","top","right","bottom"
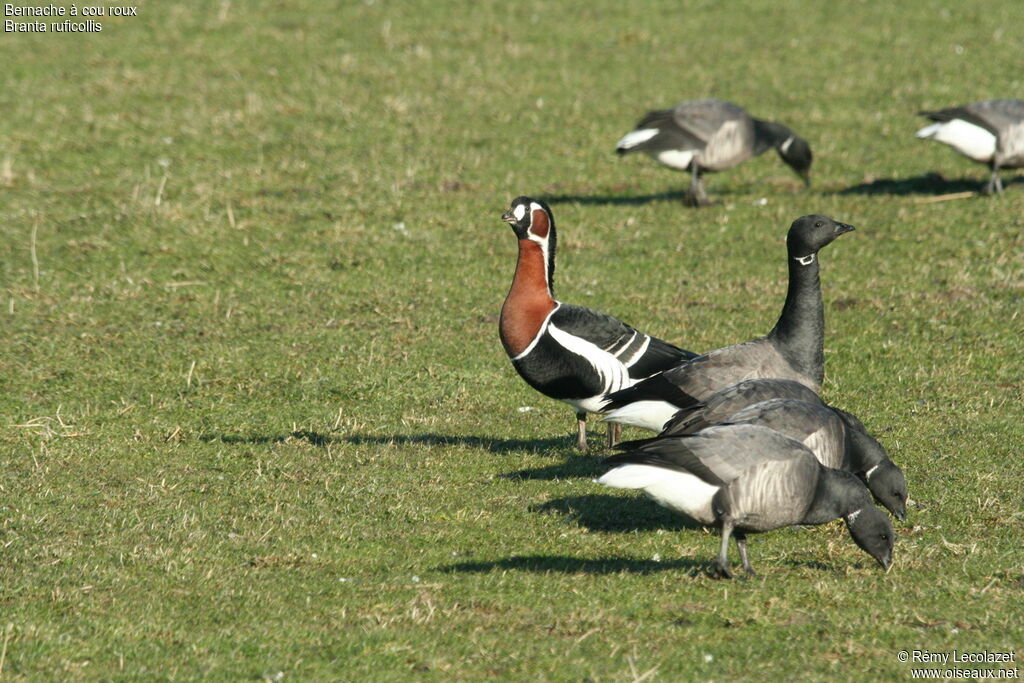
{"left": 834, "top": 172, "right": 1011, "bottom": 196}
{"left": 202, "top": 431, "right": 575, "bottom": 455}
{"left": 532, "top": 494, "right": 702, "bottom": 533}
{"left": 199, "top": 430, "right": 339, "bottom": 447}
{"left": 441, "top": 553, "right": 706, "bottom": 576}
{"left": 341, "top": 433, "right": 573, "bottom": 455}
{"left": 501, "top": 455, "right": 607, "bottom": 480}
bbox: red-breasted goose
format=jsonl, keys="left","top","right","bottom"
{"left": 611, "top": 378, "right": 909, "bottom": 520}
{"left": 616, "top": 98, "right": 812, "bottom": 206}
{"left": 602, "top": 214, "right": 854, "bottom": 426}
{"left": 498, "top": 196, "right": 696, "bottom": 451}
{"left": 598, "top": 424, "right": 895, "bottom": 578}
{"left": 916, "top": 99, "right": 1024, "bottom": 194}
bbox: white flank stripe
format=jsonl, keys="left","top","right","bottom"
{"left": 917, "top": 119, "right": 996, "bottom": 163}
{"left": 598, "top": 464, "right": 718, "bottom": 524}
{"left": 654, "top": 149, "right": 695, "bottom": 170}
{"left": 602, "top": 400, "right": 679, "bottom": 432}
{"left": 510, "top": 304, "right": 560, "bottom": 362}
{"left": 616, "top": 128, "right": 660, "bottom": 149}
{"left": 620, "top": 335, "right": 651, "bottom": 368}
{"left": 547, "top": 321, "right": 631, "bottom": 396}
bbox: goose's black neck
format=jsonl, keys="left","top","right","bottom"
{"left": 802, "top": 468, "right": 872, "bottom": 525}
{"left": 767, "top": 249, "right": 824, "bottom": 386}
{"left": 538, "top": 215, "right": 557, "bottom": 296}
{"left": 752, "top": 119, "right": 795, "bottom": 156}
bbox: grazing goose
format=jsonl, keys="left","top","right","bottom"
{"left": 498, "top": 196, "right": 696, "bottom": 451}
{"left": 603, "top": 215, "right": 854, "bottom": 429}
{"left": 616, "top": 98, "right": 813, "bottom": 206}
{"left": 598, "top": 424, "right": 895, "bottom": 577}
{"left": 829, "top": 407, "right": 909, "bottom": 521}
{"left": 612, "top": 379, "right": 909, "bottom": 520}
{"left": 916, "top": 99, "right": 1024, "bottom": 194}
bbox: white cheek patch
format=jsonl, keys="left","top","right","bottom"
{"left": 794, "top": 254, "right": 816, "bottom": 266}
{"left": 513, "top": 203, "right": 527, "bottom": 221}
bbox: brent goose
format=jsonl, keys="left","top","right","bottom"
{"left": 599, "top": 424, "right": 895, "bottom": 577}
{"left": 916, "top": 99, "right": 1024, "bottom": 194}
{"left": 616, "top": 98, "right": 812, "bottom": 206}
{"left": 603, "top": 215, "right": 854, "bottom": 428}
{"left": 611, "top": 379, "right": 909, "bottom": 520}
{"left": 498, "top": 196, "right": 695, "bottom": 450}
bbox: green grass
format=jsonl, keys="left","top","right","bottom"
{"left": 2, "top": 0, "right": 1022, "bottom": 679}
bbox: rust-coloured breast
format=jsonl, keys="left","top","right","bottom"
{"left": 499, "top": 239, "right": 556, "bottom": 357}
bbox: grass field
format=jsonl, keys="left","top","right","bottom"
{"left": 2, "top": 0, "right": 1022, "bottom": 679}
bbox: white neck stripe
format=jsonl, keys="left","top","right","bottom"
{"left": 794, "top": 254, "right": 816, "bottom": 266}
{"left": 864, "top": 465, "right": 880, "bottom": 480}
{"left": 845, "top": 509, "right": 862, "bottom": 525}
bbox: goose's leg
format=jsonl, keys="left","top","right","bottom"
{"left": 714, "top": 517, "right": 735, "bottom": 579}
{"left": 575, "top": 412, "right": 588, "bottom": 452}
{"left": 684, "top": 161, "right": 710, "bottom": 207}
{"left": 606, "top": 422, "right": 621, "bottom": 448}
{"left": 985, "top": 162, "right": 1003, "bottom": 195}
{"left": 736, "top": 532, "right": 756, "bottom": 577}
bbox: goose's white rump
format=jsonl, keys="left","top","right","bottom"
{"left": 598, "top": 464, "right": 718, "bottom": 524}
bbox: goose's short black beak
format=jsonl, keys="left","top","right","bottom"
{"left": 800, "top": 171, "right": 811, "bottom": 188}
{"left": 835, "top": 222, "right": 855, "bottom": 235}
{"left": 501, "top": 209, "right": 515, "bottom": 224}
{"left": 880, "top": 552, "right": 893, "bottom": 572}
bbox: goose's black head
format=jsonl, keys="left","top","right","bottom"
{"left": 845, "top": 505, "right": 895, "bottom": 571}
{"left": 860, "top": 461, "right": 908, "bottom": 522}
{"left": 778, "top": 135, "right": 813, "bottom": 186}
{"left": 786, "top": 214, "right": 855, "bottom": 263}
{"left": 834, "top": 408, "right": 908, "bottom": 521}
{"left": 501, "top": 196, "right": 556, "bottom": 245}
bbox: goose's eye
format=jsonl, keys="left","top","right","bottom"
{"left": 814, "top": 221, "right": 823, "bottom": 228}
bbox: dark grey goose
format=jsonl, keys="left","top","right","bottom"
{"left": 615, "top": 378, "right": 909, "bottom": 520}
{"left": 616, "top": 98, "right": 812, "bottom": 206}
{"left": 603, "top": 214, "right": 854, "bottom": 428}
{"left": 614, "top": 378, "right": 905, "bottom": 518}
{"left": 916, "top": 99, "right": 1024, "bottom": 194}
{"left": 598, "top": 424, "right": 895, "bottom": 578}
